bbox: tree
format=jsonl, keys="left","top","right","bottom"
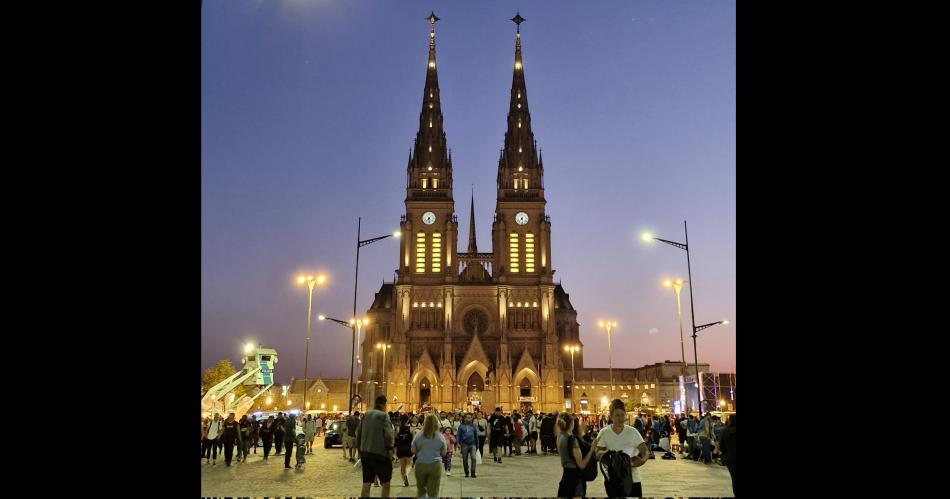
{"left": 201, "top": 360, "right": 246, "bottom": 398}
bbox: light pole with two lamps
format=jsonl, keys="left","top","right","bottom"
{"left": 296, "top": 274, "right": 327, "bottom": 416}
{"left": 375, "top": 342, "right": 392, "bottom": 409}
{"left": 349, "top": 218, "right": 400, "bottom": 414}
{"left": 597, "top": 321, "right": 618, "bottom": 401}
{"left": 564, "top": 344, "right": 580, "bottom": 410}
{"left": 319, "top": 315, "right": 369, "bottom": 413}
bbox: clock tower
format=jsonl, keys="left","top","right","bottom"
{"left": 492, "top": 14, "right": 553, "bottom": 284}
{"left": 398, "top": 12, "right": 458, "bottom": 285}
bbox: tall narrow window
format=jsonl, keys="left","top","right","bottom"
{"left": 432, "top": 178, "right": 438, "bottom": 189}
{"left": 513, "top": 179, "right": 520, "bottom": 189}
{"left": 509, "top": 233, "right": 520, "bottom": 273}
{"left": 525, "top": 232, "right": 535, "bottom": 273}
{"left": 431, "top": 232, "right": 442, "bottom": 273}
{"left": 421, "top": 178, "right": 428, "bottom": 189}
{"left": 524, "top": 179, "right": 529, "bottom": 189}
{"left": 415, "top": 232, "right": 426, "bottom": 273}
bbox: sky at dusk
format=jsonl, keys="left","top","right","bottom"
{"left": 201, "top": 0, "right": 736, "bottom": 384}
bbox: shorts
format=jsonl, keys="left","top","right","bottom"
{"left": 344, "top": 436, "right": 356, "bottom": 448}
{"left": 490, "top": 433, "right": 505, "bottom": 448}
{"left": 305, "top": 432, "right": 315, "bottom": 443}
{"left": 529, "top": 431, "right": 538, "bottom": 439}
{"left": 361, "top": 453, "right": 393, "bottom": 484}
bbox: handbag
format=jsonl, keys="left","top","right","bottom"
{"left": 475, "top": 449, "right": 483, "bottom": 465}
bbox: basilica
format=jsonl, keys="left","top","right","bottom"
{"left": 356, "top": 14, "right": 700, "bottom": 415}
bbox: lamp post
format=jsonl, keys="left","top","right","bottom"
{"left": 663, "top": 278, "right": 689, "bottom": 378}
{"left": 350, "top": 217, "right": 401, "bottom": 415}
{"left": 375, "top": 342, "right": 392, "bottom": 409}
{"left": 693, "top": 319, "right": 728, "bottom": 413}
{"left": 597, "top": 321, "right": 618, "bottom": 400}
{"left": 350, "top": 318, "right": 370, "bottom": 372}
{"left": 564, "top": 344, "right": 580, "bottom": 409}
{"left": 296, "top": 274, "right": 327, "bottom": 417}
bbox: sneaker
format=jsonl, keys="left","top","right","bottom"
{"left": 404, "top": 478, "right": 410, "bottom": 487}
{"left": 465, "top": 473, "right": 469, "bottom": 478}
{"left": 472, "top": 474, "right": 477, "bottom": 478}
{"left": 446, "top": 471, "right": 451, "bottom": 476}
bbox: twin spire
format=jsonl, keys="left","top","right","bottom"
{"left": 410, "top": 12, "right": 543, "bottom": 242}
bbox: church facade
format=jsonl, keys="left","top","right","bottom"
{"left": 358, "top": 14, "right": 591, "bottom": 413}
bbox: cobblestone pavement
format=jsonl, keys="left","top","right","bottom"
{"left": 201, "top": 437, "right": 734, "bottom": 497}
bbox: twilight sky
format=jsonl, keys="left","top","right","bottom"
{"left": 201, "top": 0, "right": 736, "bottom": 384}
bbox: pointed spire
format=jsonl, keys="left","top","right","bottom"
{"left": 408, "top": 12, "right": 452, "bottom": 199}
{"left": 498, "top": 13, "right": 542, "bottom": 199}
{"left": 468, "top": 189, "right": 478, "bottom": 252}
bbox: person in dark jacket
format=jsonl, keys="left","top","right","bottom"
{"left": 221, "top": 412, "right": 239, "bottom": 466}
{"left": 260, "top": 416, "right": 275, "bottom": 460}
{"left": 282, "top": 414, "right": 297, "bottom": 469}
{"left": 237, "top": 414, "right": 251, "bottom": 463}
{"left": 274, "top": 412, "right": 285, "bottom": 455}
{"left": 718, "top": 415, "right": 736, "bottom": 496}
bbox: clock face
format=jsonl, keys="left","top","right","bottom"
{"left": 515, "top": 212, "right": 529, "bottom": 225}
{"left": 422, "top": 212, "right": 436, "bottom": 225}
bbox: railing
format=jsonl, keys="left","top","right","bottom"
{"left": 408, "top": 189, "right": 449, "bottom": 199}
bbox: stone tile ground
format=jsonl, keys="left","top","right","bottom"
{"left": 201, "top": 436, "right": 734, "bottom": 497}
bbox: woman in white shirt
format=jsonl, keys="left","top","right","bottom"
{"left": 596, "top": 399, "right": 648, "bottom": 497}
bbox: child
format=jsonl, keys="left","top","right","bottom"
{"left": 442, "top": 427, "right": 456, "bottom": 476}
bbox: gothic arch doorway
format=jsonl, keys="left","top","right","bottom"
{"left": 466, "top": 372, "right": 484, "bottom": 412}
{"left": 419, "top": 377, "right": 432, "bottom": 405}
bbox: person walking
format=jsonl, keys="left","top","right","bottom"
{"left": 314, "top": 415, "right": 323, "bottom": 438}
{"left": 282, "top": 414, "right": 297, "bottom": 469}
{"left": 395, "top": 414, "right": 415, "bottom": 488}
{"left": 686, "top": 414, "right": 700, "bottom": 460}
{"left": 475, "top": 412, "right": 488, "bottom": 457}
{"left": 412, "top": 413, "right": 447, "bottom": 498}
{"left": 345, "top": 412, "right": 361, "bottom": 463}
{"left": 488, "top": 407, "right": 507, "bottom": 463}
{"left": 456, "top": 413, "right": 478, "bottom": 478}
{"left": 596, "top": 399, "right": 648, "bottom": 497}
{"left": 237, "top": 414, "right": 251, "bottom": 463}
{"left": 204, "top": 414, "right": 222, "bottom": 465}
{"left": 250, "top": 415, "right": 260, "bottom": 455}
{"left": 718, "top": 414, "right": 736, "bottom": 496}
{"left": 304, "top": 414, "right": 317, "bottom": 454}
{"left": 442, "top": 427, "right": 456, "bottom": 476}
{"left": 356, "top": 395, "right": 395, "bottom": 497}
{"left": 556, "top": 413, "right": 599, "bottom": 498}
{"left": 260, "top": 416, "right": 275, "bottom": 460}
{"left": 274, "top": 412, "right": 285, "bottom": 455}
{"left": 221, "top": 412, "right": 239, "bottom": 467}
{"left": 699, "top": 412, "right": 714, "bottom": 464}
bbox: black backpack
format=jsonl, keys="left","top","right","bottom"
{"left": 396, "top": 428, "right": 413, "bottom": 448}
{"left": 573, "top": 435, "right": 599, "bottom": 482}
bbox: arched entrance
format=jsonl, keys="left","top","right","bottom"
{"left": 466, "top": 372, "right": 484, "bottom": 412}
{"left": 419, "top": 377, "right": 432, "bottom": 405}
{"left": 519, "top": 378, "right": 533, "bottom": 412}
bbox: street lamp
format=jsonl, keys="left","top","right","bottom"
{"left": 597, "top": 321, "right": 618, "bottom": 400}
{"left": 350, "top": 217, "right": 401, "bottom": 415}
{"left": 320, "top": 314, "right": 359, "bottom": 411}
{"left": 350, "top": 318, "right": 370, "bottom": 367}
{"left": 693, "top": 319, "right": 729, "bottom": 412}
{"left": 375, "top": 342, "right": 392, "bottom": 408}
{"left": 564, "top": 344, "right": 580, "bottom": 408}
{"left": 296, "top": 273, "right": 327, "bottom": 417}
{"left": 663, "top": 279, "right": 689, "bottom": 379}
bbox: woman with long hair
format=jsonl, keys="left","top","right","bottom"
{"left": 411, "top": 413, "right": 447, "bottom": 497}
{"left": 557, "top": 413, "right": 599, "bottom": 498}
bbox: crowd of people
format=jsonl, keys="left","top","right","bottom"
{"left": 201, "top": 399, "right": 736, "bottom": 497}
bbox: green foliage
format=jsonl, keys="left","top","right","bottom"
{"left": 201, "top": 360, "right": 246, "bottom": 397}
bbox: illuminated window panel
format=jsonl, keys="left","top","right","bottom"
{"left": 416, "top": 232, "right": 426, "bottom": 273}
{"left": 421, "top": 178, "right": 428, "bottom": 189}
{"left": 432, "top": 178, "right": 438, "bottom": 189}
{"left": 524, "top": 179, "right": 529, "bottom": 189}
{"left": 509, "top": 233, "right": 520, "bottom": 273}
{"left": 431, "top": 233, "right": 442, "bottom": 272}
{"left": 525, "top": 233, "right": 535, "bottom": 273}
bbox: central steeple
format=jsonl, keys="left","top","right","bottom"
{"left": 407, "top": 11, "right": 453, "bottom": 201}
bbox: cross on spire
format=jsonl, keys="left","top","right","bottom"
{"left": 511, "top": 12, "right": 526, "bottom": 31}
{"left": 427, "top": 11, "right": 440, "bottom": 26}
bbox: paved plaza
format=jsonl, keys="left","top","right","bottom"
{"left": 201, "top": 436, "right": 734, "bottom": 497}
